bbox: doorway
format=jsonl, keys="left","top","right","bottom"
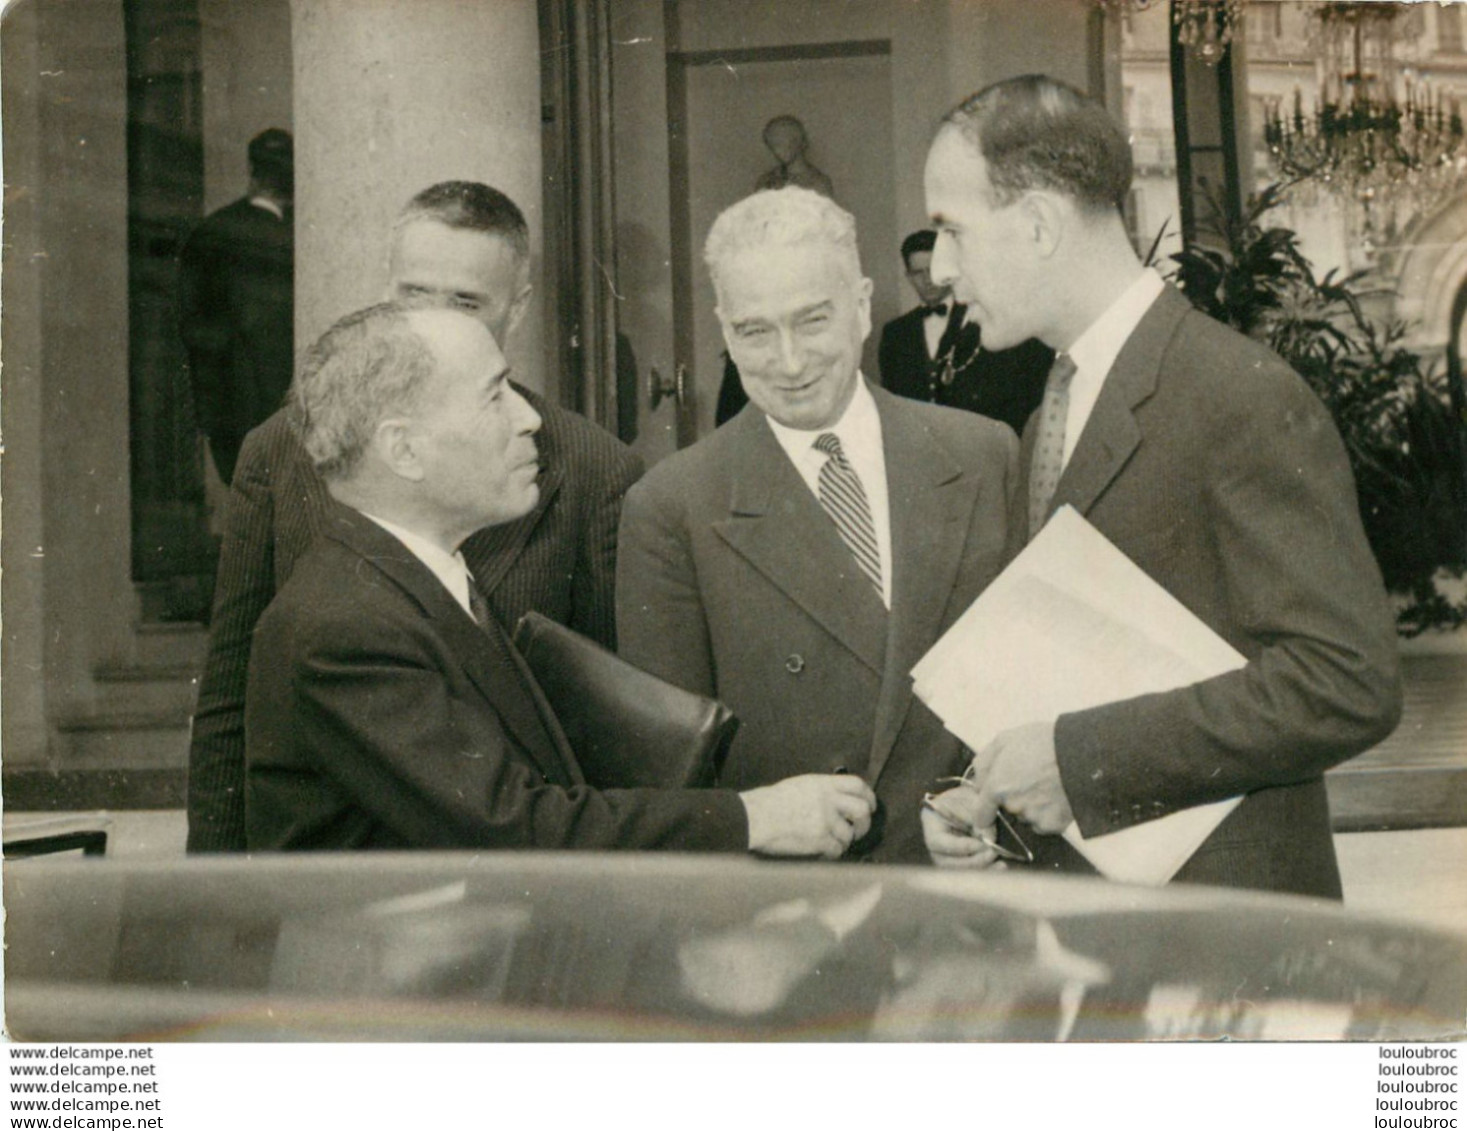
{"left": 608, "top": 5, "right": 898, "bottom": 468}
{"left": 125, "top": 0, "right": 211, "bottom": 622}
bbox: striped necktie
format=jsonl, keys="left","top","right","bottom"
{"left": 814, "top": 432, "right": 882, "bottom": 597}
{"left": 1028, "top": 353, "right": 1079, "bottom": 539}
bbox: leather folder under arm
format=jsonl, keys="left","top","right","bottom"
{"left": 512, "top": 611, "right": 738, "bottom": 790}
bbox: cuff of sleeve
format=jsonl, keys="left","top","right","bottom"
{"left": 1055, "top": 710, "right": 1127, "bottom": 839}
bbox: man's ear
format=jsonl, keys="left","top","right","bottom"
{"left": 504, "top": 277, "right": 534, "bottom": 338}
{"left": 715, "top": 303, "right": 737, "bottom": 356}
{"left": 856, "top": 275, "right": 874, "bottom": 343}
{"left": 373, "top": 417, "right": 426, "bottom": 482}
{"left": 1021, "top": 191, "right": 1066, "bottom": 260}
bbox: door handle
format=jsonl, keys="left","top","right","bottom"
{"left": 649, "top": 364, "right": 690, "bottom": 410}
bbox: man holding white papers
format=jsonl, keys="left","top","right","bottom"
{"left": 918, "top": 75, "right": 1401, "bottom": 897}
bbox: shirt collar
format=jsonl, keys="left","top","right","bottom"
{"left": 1066, "top": 268, "right": 1165, "bottom": 384}
{"left": 248, "top": 196, "right": 285, "bottom": 220}
{"left": 359, "top": 511, "right": 475, "bottom": 618}
{"left": 765, "top": 375, "right": 879, "bottom": 461}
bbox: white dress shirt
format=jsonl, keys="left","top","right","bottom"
{"left": 248, "top": 195, "right": 285, "bottom": 220}
{"left": 361, "top": 511, "right": 477, "bottom": 620}
{"left": 1061, "top": 268, "right": 1166, "bottom": 468}
{"left": 765, "top": 378, "right": 893, "bottom": 609}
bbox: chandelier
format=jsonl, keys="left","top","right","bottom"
{"left": 1097, "top": 0, "right": 1245, "bottom": 65}
{"left": 1263, "top": 2, "right": 1466, "bottom": 245}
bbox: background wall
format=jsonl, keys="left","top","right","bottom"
{"left": 2, "top": 0, "right": 52, "bottom": 766}
{"left": 199, "top": 0, "right": 293, "bottom": 213}
{"left": 290, "top": 0, "right": 547, "bottom": 395}
{"left": 610, "top": 0, "right": 680, "bottom": 462}
{"left": 1, "top": 0, "right": 136, "bottom": 766}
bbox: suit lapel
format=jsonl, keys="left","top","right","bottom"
{"left": 868, "top": 388, "right": 977, "bottom": 781}
{"left": 712, "top": 411, "right": 888, "bottom": 675}
{"left": 1039, "top": 285, "right": 1187, "bottom": 525}
{"left": 322, "top": 504, "right": 578, "bottom": 787}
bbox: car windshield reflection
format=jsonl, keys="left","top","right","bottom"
{"left": 5, "top": 853, "right": 1463, "bottom": 1042}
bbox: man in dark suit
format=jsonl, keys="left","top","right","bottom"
{"left": 617, "top": 187, "right": 1018, "bottom": 864}
{"left": 920, "top": 75, "right": 1401, "bottom": 897}
{"left": 178, "top": 128, "right": 295, "bottom": 484}
{"left": 188, "top": 182, "right": 644, "bottom": 853}
{"left": 248, "top": 302, "right": 873, "bottom": 854}
{"left": 878, "top": 229, "right": 1052, "bottom": 435}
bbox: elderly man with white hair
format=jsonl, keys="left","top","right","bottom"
{"left": 616, "top": 186, "right": 1018, "bottom": 863}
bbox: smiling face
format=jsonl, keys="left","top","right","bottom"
{"left": 715, "top": 239, "right": 872, "bottom": 431}
{"left": 388, "top": 219, "right": 531, "bottom": 347}
{"left": 406, "top": 310, "right": 542, "bottom": 539}
{"left": 923, "top": 127, "right": 1041, "bottom": 351}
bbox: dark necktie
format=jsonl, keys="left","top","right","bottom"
{"left": 814, "top": 433, "right": 882, "bottom": 597}
{"left": 1028, "top": 353, "right": 1079, "bottom": 539}
{"left": 933, "top": 303, "right": 967, "bottom": 364}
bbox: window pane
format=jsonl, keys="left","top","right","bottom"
{"left": 1119, "top": 2, "right": 1183, "bottom": 265}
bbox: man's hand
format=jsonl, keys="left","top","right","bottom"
{"left": 972, "top": 720, "right": 1073, "bottom": 835}
{"left": 740, "top": 774, "right": 877, "bottom": 859}
{"left": 920, "top": 785, "right": 1002, "bottom": 869}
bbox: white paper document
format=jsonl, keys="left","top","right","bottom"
{"left": 912, "top": 506, "right": 1246, "bottom": 885}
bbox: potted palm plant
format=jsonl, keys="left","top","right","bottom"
{"left": 1170, "top": 184, "right": 1467, "bottom": 636}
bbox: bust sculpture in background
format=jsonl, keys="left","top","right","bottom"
{"left": 755, "top": 115, "right": 834, "bottom": 199}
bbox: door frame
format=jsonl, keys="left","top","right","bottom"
{"left": 539, "top": 0, "right": 620, "bottom": 431}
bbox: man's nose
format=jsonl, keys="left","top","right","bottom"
{"left": 509, "top": 386, "right": 542, "bottom": 435}
{"left": 930, "top": 233, "right": 959, "bottom": 287}
{"left": 775, "top": 328, "right": 803, "bottom": 377}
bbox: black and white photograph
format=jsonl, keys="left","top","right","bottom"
{"left": 2, "top": 0, "right": 1465, "bottom": 1117}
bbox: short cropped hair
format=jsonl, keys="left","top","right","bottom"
{"left": 900, "top": 229, "right": 937, "bottom": 265}
{"left": 704, "top": 186, "right": 863, "bottom": 294}
{"left": 942, "top": 75, "right": 1132, "bottom": 213}
{"left": 394, "top": 181, "right": 531, "bottom": 264}
{"left": 290, "top": 303, "right": 437, "bottom": 480}
{"left": 247, "top": 128, "right": 293, "bottom": 197}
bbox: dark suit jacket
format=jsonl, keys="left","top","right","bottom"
{"left": 617, "top": 383, "right": 1019, "bottom": 863}
{"left": 879, "top": 305, "right": 1054, "bottom": 435}
{"left": 245, "top": 504, "right": 747, "bottom": 852}
{"left": 178, "top": 198, "right": 294, "bottom": 483}
{"left": 188, "top": 389, "right": 645, "bottom": 853}
{"left": 1021, "top": 285, "right": 1402, "bottom": 898}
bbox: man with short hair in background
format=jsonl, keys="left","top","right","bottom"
{"left": 878, "top": 228, "right": 1052, "bottom": 436}
{"left": 617, "top": 186, "right": 1018, "bottom": 863}
{"left": 188, "top": 181, "right": 643, "bottom": 853}
{"left": 179, "top": 127, "right": 295, "bottom": 485}
{"left": 247, "top": 302, "right": 874, "bottom": 855}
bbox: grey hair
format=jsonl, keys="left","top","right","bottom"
{"left": 392, "top": 180, "right": 531, "bottom": 264}
{"left": 703, "top": 186, "right": 863, "bottom": 293}
{"left": 288, "top": 302, "right": 437, "bottom": 480}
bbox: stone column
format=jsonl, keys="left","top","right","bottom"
{"left": 290, "top": 0, "right": 547, "bottom": 394}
